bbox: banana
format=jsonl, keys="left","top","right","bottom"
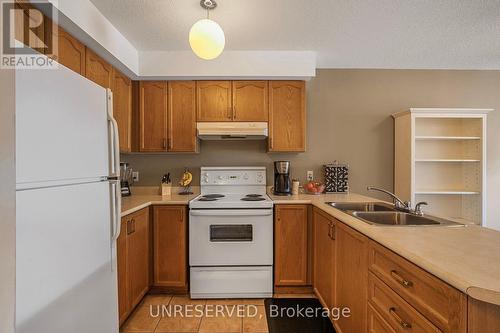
{"left": 179, "top": 169, "right": 193, "bottom": 187}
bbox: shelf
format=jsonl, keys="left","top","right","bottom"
{"left": 415, "top": 159, "right": 480, "bottom": 163}
{"left": 415, "top": 190, "right": 480, "bottom": 195}
{"left": 415, "top": 136, "right": 481, "bottom": 140}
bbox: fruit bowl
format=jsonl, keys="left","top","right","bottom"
{"left": 303, "top": 182, "right": 326, "bottom": 195}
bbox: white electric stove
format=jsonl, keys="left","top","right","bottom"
{"left": 189, "top": 167, "right": 273, "bottom": 299}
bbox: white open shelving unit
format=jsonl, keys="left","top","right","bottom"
{"left": 393, "top": 108, "right": 491, "bottom": 225}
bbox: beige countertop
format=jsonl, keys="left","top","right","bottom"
{"left": 122, "top": 188, "right": 500, "bottom": 306}
{"left": 121, "top": 187, "right": 199, "bottom": 216}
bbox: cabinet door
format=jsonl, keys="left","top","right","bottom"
{"left": 112, "top": 69, "right": 132, "bottom": 152}
{"left": 153, "top": 206, "right": 187, "bottom": 288}
{"left": 45, "top": 22, "right": 86, "bottom": 75}
{"left": 139, "top": 81, "right": 167, "bottom": 152}
{"left": 232, "top": 81, "right": 268, "bottom": 121}
{"left": 313, "top": 208, "right": 335, "bottom": 309}
{"left": 167, "top": 81, "right": 197, "bottom": 152}
{"left": 268, "top": 81, "right": 306, "bottom": 152}
{"left": 117, "top": 218, "right": 129, "bottom": 325}
{"left": 196, "top": 81, "right": 232, "bottom": 121}
{"left": 335, "top": 221, "right": 369, "bottom": 333}
{"left": 127, "top": 208, "right": 150, "bottom": 308}
{"left": 85, "top": 48, "right": 112, "bottom": 89}
{"left": 275, "top": 204, "right": 309, "bottom": 286}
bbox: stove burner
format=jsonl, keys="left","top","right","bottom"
{"left": 241, "top": 197, "right": 266, "bottom": 201}
{"left": 245, "top": 194, "right": 263, "bottom": 198}
{"left": 198, "top": 197, "right": 218, "bottom": 201}
{"left": 201, "top": 194, "right": 225, "bottom": 199}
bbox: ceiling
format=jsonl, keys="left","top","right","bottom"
{"left": 89, "top": 0, "right": 500, "bottom": 69}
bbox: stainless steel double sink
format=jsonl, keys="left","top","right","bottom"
{"left": 326, "top": 202, "right": 462, "bottom": 227}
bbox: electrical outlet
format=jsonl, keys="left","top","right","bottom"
{"left": 132, "top": 171, "right": 139, "bottom": 182}
{"left": 307, "top": 170, "right": 314, "bottom": 181}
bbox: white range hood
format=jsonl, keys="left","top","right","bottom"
{"left": 197, "top": 122, "right": 268, "bottom": 140}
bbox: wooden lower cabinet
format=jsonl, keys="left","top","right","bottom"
{"left": 274, "top": 204, "right": 310, "bottom": 288}
{"left": 368, "top": 240, "right": 467, "bottom": 333}
{"left": 368, "top": 303, "right": 396, "bottom": 333}
{"left": 312, "top": 207, "right": 335, "bottom": 309}
{"left": 117, "top": 207, "right": 150, "bottom": 325}
{"left": 368, "top": 272, "right": 441, "bottom": 333}
{"left": 334, "top": 220, "right": 369, "bottom": 333}
{"left": 468, "top": 298, "right": 500, "bottom": 333}
{"left": 153, "top": 206, "right": 187, "bottom": 290}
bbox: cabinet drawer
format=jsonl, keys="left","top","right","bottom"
{"left": 368, "top": 241, "right": 466, "bottom": 333}
{"left": 369, "top": 273, "right": 441, "bottom": 333}
{"left": 368, "top": 303, "right": 397, "bottom": 333}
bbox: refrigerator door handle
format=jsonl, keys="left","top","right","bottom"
{"left": 110, "top": 179, "right": 121, "bottom": 242}
{"left": 106, "top": 89, "right": 122, "bottom": 243}
{"left": 106, "top": 90, "right": 120, "bottom": 178}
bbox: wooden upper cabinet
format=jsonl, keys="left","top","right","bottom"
{"left": 45, "top": 22, "right": 86, "bottom": 75}
{"left": 85, "top": 48, "right": 112, "bottom": 89}
{"left": 168, "top": 81, "right": 197, "bottom": 152}
{"left": 139, "top": 81, "right": 168, "bottom": 152}
{"left": 112, "top": 69, "right": 132, "bottom": 152}
{"left": 232, "top": 81, "right": 268, "bottom": 121}
{"left": 268, "top": 81, "right": 306, "bottom": 152}
{"left": 196, "top": 81, "right": 232, "bottom": 121}
{"left": 153, "top": 206, "right": 187, "bottom": 289}
{"left": 274, "top": 204, "right": 309, "bottom": 287}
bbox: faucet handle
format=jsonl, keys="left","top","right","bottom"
{"left": 414, "top": 202, "right": 428, "bottom": 216}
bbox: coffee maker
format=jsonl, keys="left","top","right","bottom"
{"left": 273, "top": 161, "right": 292, "bottom": 196}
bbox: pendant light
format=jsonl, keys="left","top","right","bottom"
{"left": 189, "top": 0, "right": 225, "bottom": 60}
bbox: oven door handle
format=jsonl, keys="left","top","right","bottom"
{"left": 190, "top": 209, "right": 273, "bottom": 217}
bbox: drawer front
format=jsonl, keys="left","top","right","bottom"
{"left": 369, "top": 273, "right": 442, "bottom": 333}
{"left": 369, "top": 303, "right": 397, "bottom": 333}
{"left": 368, "top": 241, "right": 466, "bottom": 333}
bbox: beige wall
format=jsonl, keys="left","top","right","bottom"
{"left": 0, "top": 68, "right": 16, "bottom": 331}
{"left": 122, "top": 69, "right": 500, "bottom": 224}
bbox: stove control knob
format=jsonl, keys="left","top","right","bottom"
{"left": 202, "top": 173, "right": 209, "bottom": 183}
{"left": 243, "top": 173, "right": 249, "bottom": 180}
{"left": 257, "top": 174, "right": 264, "bottom": 183}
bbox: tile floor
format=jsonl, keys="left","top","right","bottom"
{"left": 121, "top": 294, "right": 316, "bottom": 333}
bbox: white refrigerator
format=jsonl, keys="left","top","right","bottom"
{"left": 15, "top": 62, "right": 121, "bottom": 333}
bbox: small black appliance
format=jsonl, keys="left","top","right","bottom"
{"left": 273, "top": 161, "right": 292, "bottom": 196}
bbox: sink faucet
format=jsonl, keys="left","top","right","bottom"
{"left": 367, "top": 186, "right": 430, "bottom": 216}
{"left": 366, "top": 186, "right": 411, "bottom": 211}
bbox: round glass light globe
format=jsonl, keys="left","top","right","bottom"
{"left": 189, "top": 18, "right": 225, "bottom": 60}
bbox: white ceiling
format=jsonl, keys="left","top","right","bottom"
{"left": 89, "top": 0, "right": 500, "bottom": 69}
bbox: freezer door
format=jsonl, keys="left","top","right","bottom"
{"left": 15, "top": 66, "right": 109, "bottom": 185}
{"left": 16, "top": 181, "right": 119, "bottom": 333}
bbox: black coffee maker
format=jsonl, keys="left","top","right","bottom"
{"left": 273, "top": 161, "right": 292, "bottom": 196}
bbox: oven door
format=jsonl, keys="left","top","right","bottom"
{"left": 189, "top": 209, "right": 273, "bottom": 266}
